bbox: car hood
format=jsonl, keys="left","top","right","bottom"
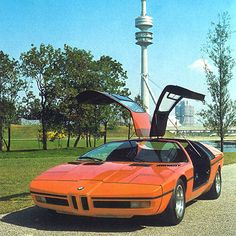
{"left": 34, "top": 161, "right": 179, "bottom": 185}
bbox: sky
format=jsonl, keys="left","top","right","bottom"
{"left": 0, "top": 0, "right": 236, "bottom": 115}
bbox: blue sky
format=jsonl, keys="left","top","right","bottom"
{"left": 1, "top": 0, "right": 236, "bottom": 113}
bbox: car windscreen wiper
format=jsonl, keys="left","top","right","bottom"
{"left": 79, "top": 156, "right": 103, "bottom": 162}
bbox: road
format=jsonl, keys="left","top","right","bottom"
{"left": 0, "top": 164, "right": 236, "bottom": 236}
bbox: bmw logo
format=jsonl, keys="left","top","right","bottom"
{"left": 77, "top": 186, "right": 85, "bottom": 190}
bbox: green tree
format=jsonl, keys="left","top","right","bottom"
{"left": 57, "top": 45, "right": 97, "bottom": 148}
{"left": 120, "top": 108, "right": 132, "bottom": 139}
{"left": 19, "top": 91, "right": 41, "bottom": 120}
{"left": 200, "top": 13, "right": 236, "bottom": 152}
{"left": 95, "top": 56, "right": 130, "bottom": 144}
{"left": 134, "top": 94, "right": 146, "bottom": 111}
{"left": 58, "top": 49, "right": 130, "bottom": 147}
{"left": 20, "top": 44, "right": 62, "bottom": 150}
{"left": 0, "top": 51, "right": 24, "bottom": 152}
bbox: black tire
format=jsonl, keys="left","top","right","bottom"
{"left": 203, "top": 168, "right": 222, "bottom": 200}
{"left": 162, "top": 179, "right": 186, "bottom": 225}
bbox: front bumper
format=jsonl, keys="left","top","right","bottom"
{"left": 30, "top": 180, "right": 163, "bottom": 217}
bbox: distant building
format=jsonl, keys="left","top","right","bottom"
{"left": 175, "top": 101, "right": 195, "bottom": 126}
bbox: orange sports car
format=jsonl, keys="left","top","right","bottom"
{"left": 30, "top": 85, "right": 223, "bottom": 225}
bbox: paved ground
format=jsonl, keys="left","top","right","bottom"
{"left": 0, "top": 164, "right": 236, "bottom": 236}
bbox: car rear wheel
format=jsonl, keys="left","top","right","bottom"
{"left": 203, "top": 168, "right": 222, "bottom": 200}
{"left": 162, "top": 179, "right": 186, "bottom": 225}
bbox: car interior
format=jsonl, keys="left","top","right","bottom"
{"left": 182, "top": 141, "right": 211, "bottom": 189}
{"left": 106, "top": 140, "right": 188, "bottom": 163}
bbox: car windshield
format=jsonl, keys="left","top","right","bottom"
{"left": 79, "top": 140, "right": 187, "bottom": 163}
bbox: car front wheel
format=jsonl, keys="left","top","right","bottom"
{"left": 162, "top": 179, "right": 186, "bottom": 225}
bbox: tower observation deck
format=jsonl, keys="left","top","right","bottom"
{"left": 135, "top": 0, "right": 153, "bottom": 114}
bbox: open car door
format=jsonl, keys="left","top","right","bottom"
{"left": 150, "top": 85, "right": 205, "bottom": 137}
{"left": 76, "top": 91, "right": 151, "bottom": 137}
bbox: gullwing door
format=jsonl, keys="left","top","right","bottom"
{"left": 76, "top": 90, "right": 151, "bottom": 137}
{"left": 150, "top": 85, "right": 205, "bottom": 137}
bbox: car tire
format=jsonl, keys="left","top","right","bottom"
{"left": 203, "top": 168, "right": 222, "bottom": 200}
{"left": 162, "top": 179, "right": 186, "bottom": 225}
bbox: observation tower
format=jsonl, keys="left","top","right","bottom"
{"left": 135, "top": 0, "right": 153, "bottom": 114}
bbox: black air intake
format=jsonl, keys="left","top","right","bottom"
{"left": 71, "top": 196, "right": 78, "bottom": 209}
{"left": 81, "top": 197, "right": 89, "bottom": 210}
{"left": 83, "top": 162, "right": 103, "bottom": 166}
{"left": 129, "top": 163, "right": 151, "bottom": 167}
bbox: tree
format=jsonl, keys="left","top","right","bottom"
{"left": 134, "top": 94, "right": 146, "bottom": 111}
{"left": 58, "top": 50, "right": 130, "bottom": 147}
{"left": 0, "top": 51, "right": 24, "bottom": 152}
{"left": 200, "top": 13, "right": 236, "bottom": 152}
{"left": 20, "top": 44, "right": 62, "bottom": 150}
{"left": 95, "top": 56, "right": 130, "bottom": 144}
{"left": 19, "top": 91, "right": 41, "bottom": 120}
{"left": 120, "top": 108, "right": 132, "bottom": 139}
{"left": 57, "top": 45, "right": 97, "bottom": 148}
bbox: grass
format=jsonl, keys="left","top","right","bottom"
{"left": 1, "top": 124, "right": 177, "bottom": 151}
{"left": 223, "top": 152, "right": 236, "bottom": 165}
{"left": 0, "top": 147, "right": 92, "bottom": 159}
{"left": 0, "top": 148, "right": 90, "bottom": 214}
{"left": 2, "top": 124, "right": 132, "bottom": 149}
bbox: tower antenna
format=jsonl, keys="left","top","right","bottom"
{"left": 135, "top": 0, "right": 153, "bottom": 114}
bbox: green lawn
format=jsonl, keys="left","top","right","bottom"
{"left": 2, "top": 124, "right": 177, "bottom": 151}
{"left": 0, "top": 148, "right": 235, "bottom": 214}
{"left": 0, "top": 147, "right": 92, "bottom": 159}
{"left": 223, "top": 152, "right": 236, "bottom": 165}
{"left": 1, "top": 124, "right": 132, "bottom": 151}
{"left": 0, "top": 148, "right": 89, "bottom": 214}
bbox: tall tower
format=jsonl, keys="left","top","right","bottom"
{"left": 135, "top": 0, "right": 153, "bottom": 114}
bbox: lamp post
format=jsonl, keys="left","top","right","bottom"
{"left": 135, "top": 0, "right": 153, "bottom": 114}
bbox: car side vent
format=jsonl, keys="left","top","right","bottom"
{"left": 71, "top": 196, "right": 78, "bottom": 209}
{"left": 68, "top": 161, "right": 81, "bottom": 165}
{"left": 81, "top": 197, "right": 89, "bottom": 210}
{"left": 157, "top": 164, "right": 180, "bottom": 167}
{"left": 83, "top": 162, "right": 103, "bottom": 166}
{"left": 129, "top": 163, "right": 151, "bottom": 167}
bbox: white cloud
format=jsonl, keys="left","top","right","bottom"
{"left": 188, "top": 59, "right": 213, "bottom": 73}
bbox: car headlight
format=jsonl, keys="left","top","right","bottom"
{"left": 35, "top": 196, "right": 47, "bottom": 203}
{"left": 130, "top": 201, "right": 150, "bottom": 208}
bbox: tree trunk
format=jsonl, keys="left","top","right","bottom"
{"left": 89, "top": 134, "right": 92, "bottom": 147}
{"left": 86, "top": 133, "right": 89, "bottom": 147}
{"left": 73, "top": 135, "right": 81, "bottom": 148}
{"left": 94, "top": 136, "right": 96, "bottom": 147}
{"left": 104, "top": 122, "right": 107, "bottom": 144}
{"left": 41, "top": 96, "right": 47, "bottom": 150}
{"left": 0, "top": 117, "right": 3, "bottom": 152}
{"left": 220, "top": 135, "right": 224, "bottom": 152}
{"left": 67, "top": 128, "right": 71, "bottom": 148}
{"left": 7, "top": 125, "right": 11, "bottom": 152}
{"left": 128, "top": 122, "right": 131, "bottom": 140}
{"left": 42, "top": 118, "right": 47, "bottom": 150}
{"left": 219, "top": 115, "right": 224, "bottom": 152}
